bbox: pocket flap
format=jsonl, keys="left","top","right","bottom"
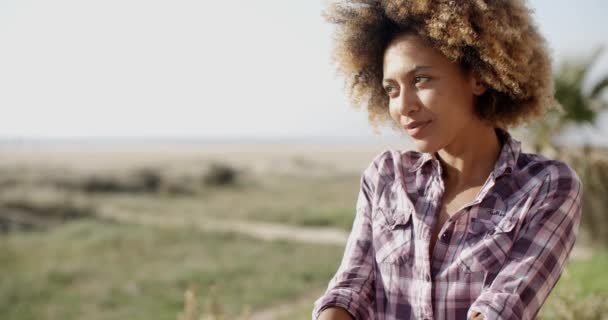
{"left": 374, "top": 206, "right": 413, "bottom": 231}
{"left": 495, "top": 216, "right": 517, "bottom": 233}
{"left": 468, "top": 216, "right": 517, "bottom": 236}
{"left": 388, "top": 208, "right": 413, "bottom": 230}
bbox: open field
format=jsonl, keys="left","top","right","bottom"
{"left": 0, "top": 219, "right": 345, "bottom": 320}
{"left": 90, "top": 173, "right": 361, "bottom": 231}
{"left": 1, "top": 141, "right": 606, "bottom": 319}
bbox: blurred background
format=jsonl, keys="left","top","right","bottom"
{"left": 0, "top": 0, "right": 607, "bottom": 319}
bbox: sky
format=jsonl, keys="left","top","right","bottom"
{"left": 0, "top": 0, "right": 607, "bottom": 143}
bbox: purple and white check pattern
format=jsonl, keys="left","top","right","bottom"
{"left": 312, "top": 128, "right": 583, "bottom": 320}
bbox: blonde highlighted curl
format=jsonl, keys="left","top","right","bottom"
{"left": 323, "top": 0, "right": 557, "bottom": 133}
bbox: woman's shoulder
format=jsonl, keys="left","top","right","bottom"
{"left": 360, "top": 148, "right": 423, "bottom": 192}
{"left": 516, "top": 151, "right": 582, "bottom": 186}
{"left": 514, "top": 151, "right": 583, "bottom": 208}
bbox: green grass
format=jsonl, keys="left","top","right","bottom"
{"left": 557, "top": 253, "right": 608, "bottom": 295}
{"left": 539, "top": 253, "right": 608, "bottom": 319}
{"left": 0, "top": 219, "right": 345, "bottom": 320}
{"left": 280, "top": 300, "right": 320, "bottom": 320}
{"left": 91, "top": 173, "right": 360, "bottom": 231}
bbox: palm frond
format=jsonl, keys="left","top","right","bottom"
{"left": 590, "top": 75, "right": 608, "bottom": 101}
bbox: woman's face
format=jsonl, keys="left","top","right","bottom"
{"left": 382, "top": 33, "right": 486, "bottom": 153}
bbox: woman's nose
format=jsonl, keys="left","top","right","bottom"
{"left": 397, "top": 90, "right": 418, "bottom": 116}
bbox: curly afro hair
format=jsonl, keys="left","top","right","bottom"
{"left": 323, "top": 0, "right": 557, "bottom": 133}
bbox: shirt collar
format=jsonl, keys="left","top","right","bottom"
{"left": 491, "top": 127, "right": 521, "bottom": 177}
{"left": 408, "top": 127, "right": 521, "bottom": 177}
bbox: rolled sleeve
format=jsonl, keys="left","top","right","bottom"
{"left": 312, "top": 285, "right": 374, "bottom": 320}
{"left": 312, "top": 160, "right": 379, "bottom": 320}
{"left": 468, "top": 163, "right": 583, "bottom": 320}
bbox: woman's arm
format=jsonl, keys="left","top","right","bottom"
{"left": 311, "top": 156, "right": 382, "bottom": 320}
{"left": 317, "top": 306, "right": 356, "bottom": 320}
{"left": 467, "top": 162, "right": 583, "bottom": 320}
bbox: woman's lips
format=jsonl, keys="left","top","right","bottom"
{"left": 405, "top": 120, "right": 431, "bottom": 138}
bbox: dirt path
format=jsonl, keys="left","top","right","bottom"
{"left": 97, "top": 205, "right": 349, "bottom": 246}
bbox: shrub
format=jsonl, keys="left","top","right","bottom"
{"left": 203, "top": 163, "right": 238, "bottom": 187}
{"left": 131, "top": 168, "right": 162, "bottom": 192}
{"left": 563, "top": 148, "right": 608, "bottom": 249}
{"left": 0, "top": 189, "right": 94, "bottom": 232}
{"left": 80, "top": 168, "right": 163, "bottom": 194}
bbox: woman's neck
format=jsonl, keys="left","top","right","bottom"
{"left": 434, "top": 124, "right": 502, "bottom": 189}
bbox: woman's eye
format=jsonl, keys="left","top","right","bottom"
{"left": 384, "top": 86, "right": 397, "bottom": 95}
{"left": 414, "top": 75, "right": 430, "bottom": 84}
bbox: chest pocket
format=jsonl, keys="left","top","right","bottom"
{"left": 372, "top": 206, "right": 414, "bottom": 265}
{"left": 459, "top": 214, "right": 518, "bottom": 273}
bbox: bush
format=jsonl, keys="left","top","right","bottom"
{"left": 131, "top": 168, "right": 162, "bottom": 192}
{"left": 564, "top": 148, "right": 608, "bottom": 249}
{"left": 0, "top": 189, "right": 95, "bottom": 232}
{"left": 80, "top": 168, "right": 163, "bottom": 194}
{"left": 203, "top": 163, "right": 238, "bottom": 187}
{"left": 81, "top": 175, "right": 131, "bottom": 193}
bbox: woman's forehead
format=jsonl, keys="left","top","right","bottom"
{"left": 383, "top": 37, "right": 448, "bottom": 73}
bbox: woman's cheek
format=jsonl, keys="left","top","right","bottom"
{"left": 417, "top": 89, "right": 439, "bottom": 110}
{"left": 388, "top": 100, "right": 401, "bottom": 123}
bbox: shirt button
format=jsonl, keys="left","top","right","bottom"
{"left": 426, "top": 274, "right": 431, "bottom": 281}
{"left": 440, "top": 231, "right": 450, "bottom": 241}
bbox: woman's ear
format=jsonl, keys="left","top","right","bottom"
{"left": 470, "top": 73, "right": 487, "bottom": 96}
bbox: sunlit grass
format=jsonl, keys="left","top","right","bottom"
{"left": 0, "top": 219, "right": 344, "bottom": 320}
{"left": 90, "top": 173, "right": 360, "bottom": 231}
{"left": 539, "top": 253, "right": 608, "bottom": 319}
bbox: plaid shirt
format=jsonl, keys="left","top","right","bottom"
{"left": 312, "top": 128, "right": 583, "bottom": 320}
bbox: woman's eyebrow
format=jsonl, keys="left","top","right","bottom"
{"left": 408, "top": 65, "right": 432, "bottom": 72}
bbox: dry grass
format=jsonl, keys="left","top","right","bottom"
{"left": 559, "top": 146, "right": 608, "bottom": 249}
{"left": 0, "top": 220, "right": 346, "bottom": 320}
{"left": 1, "top": 141, "right": 607, "bottom": 319}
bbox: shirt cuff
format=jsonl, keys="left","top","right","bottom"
{"left": 468, "top": 293, "right": 520, "bottom": 320}
{"left": 312, "top": 288, "right": 373, "bottom": 320}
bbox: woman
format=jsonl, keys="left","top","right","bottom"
{"left": 312, "top": 1, "right": 583, "bottom": 320}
